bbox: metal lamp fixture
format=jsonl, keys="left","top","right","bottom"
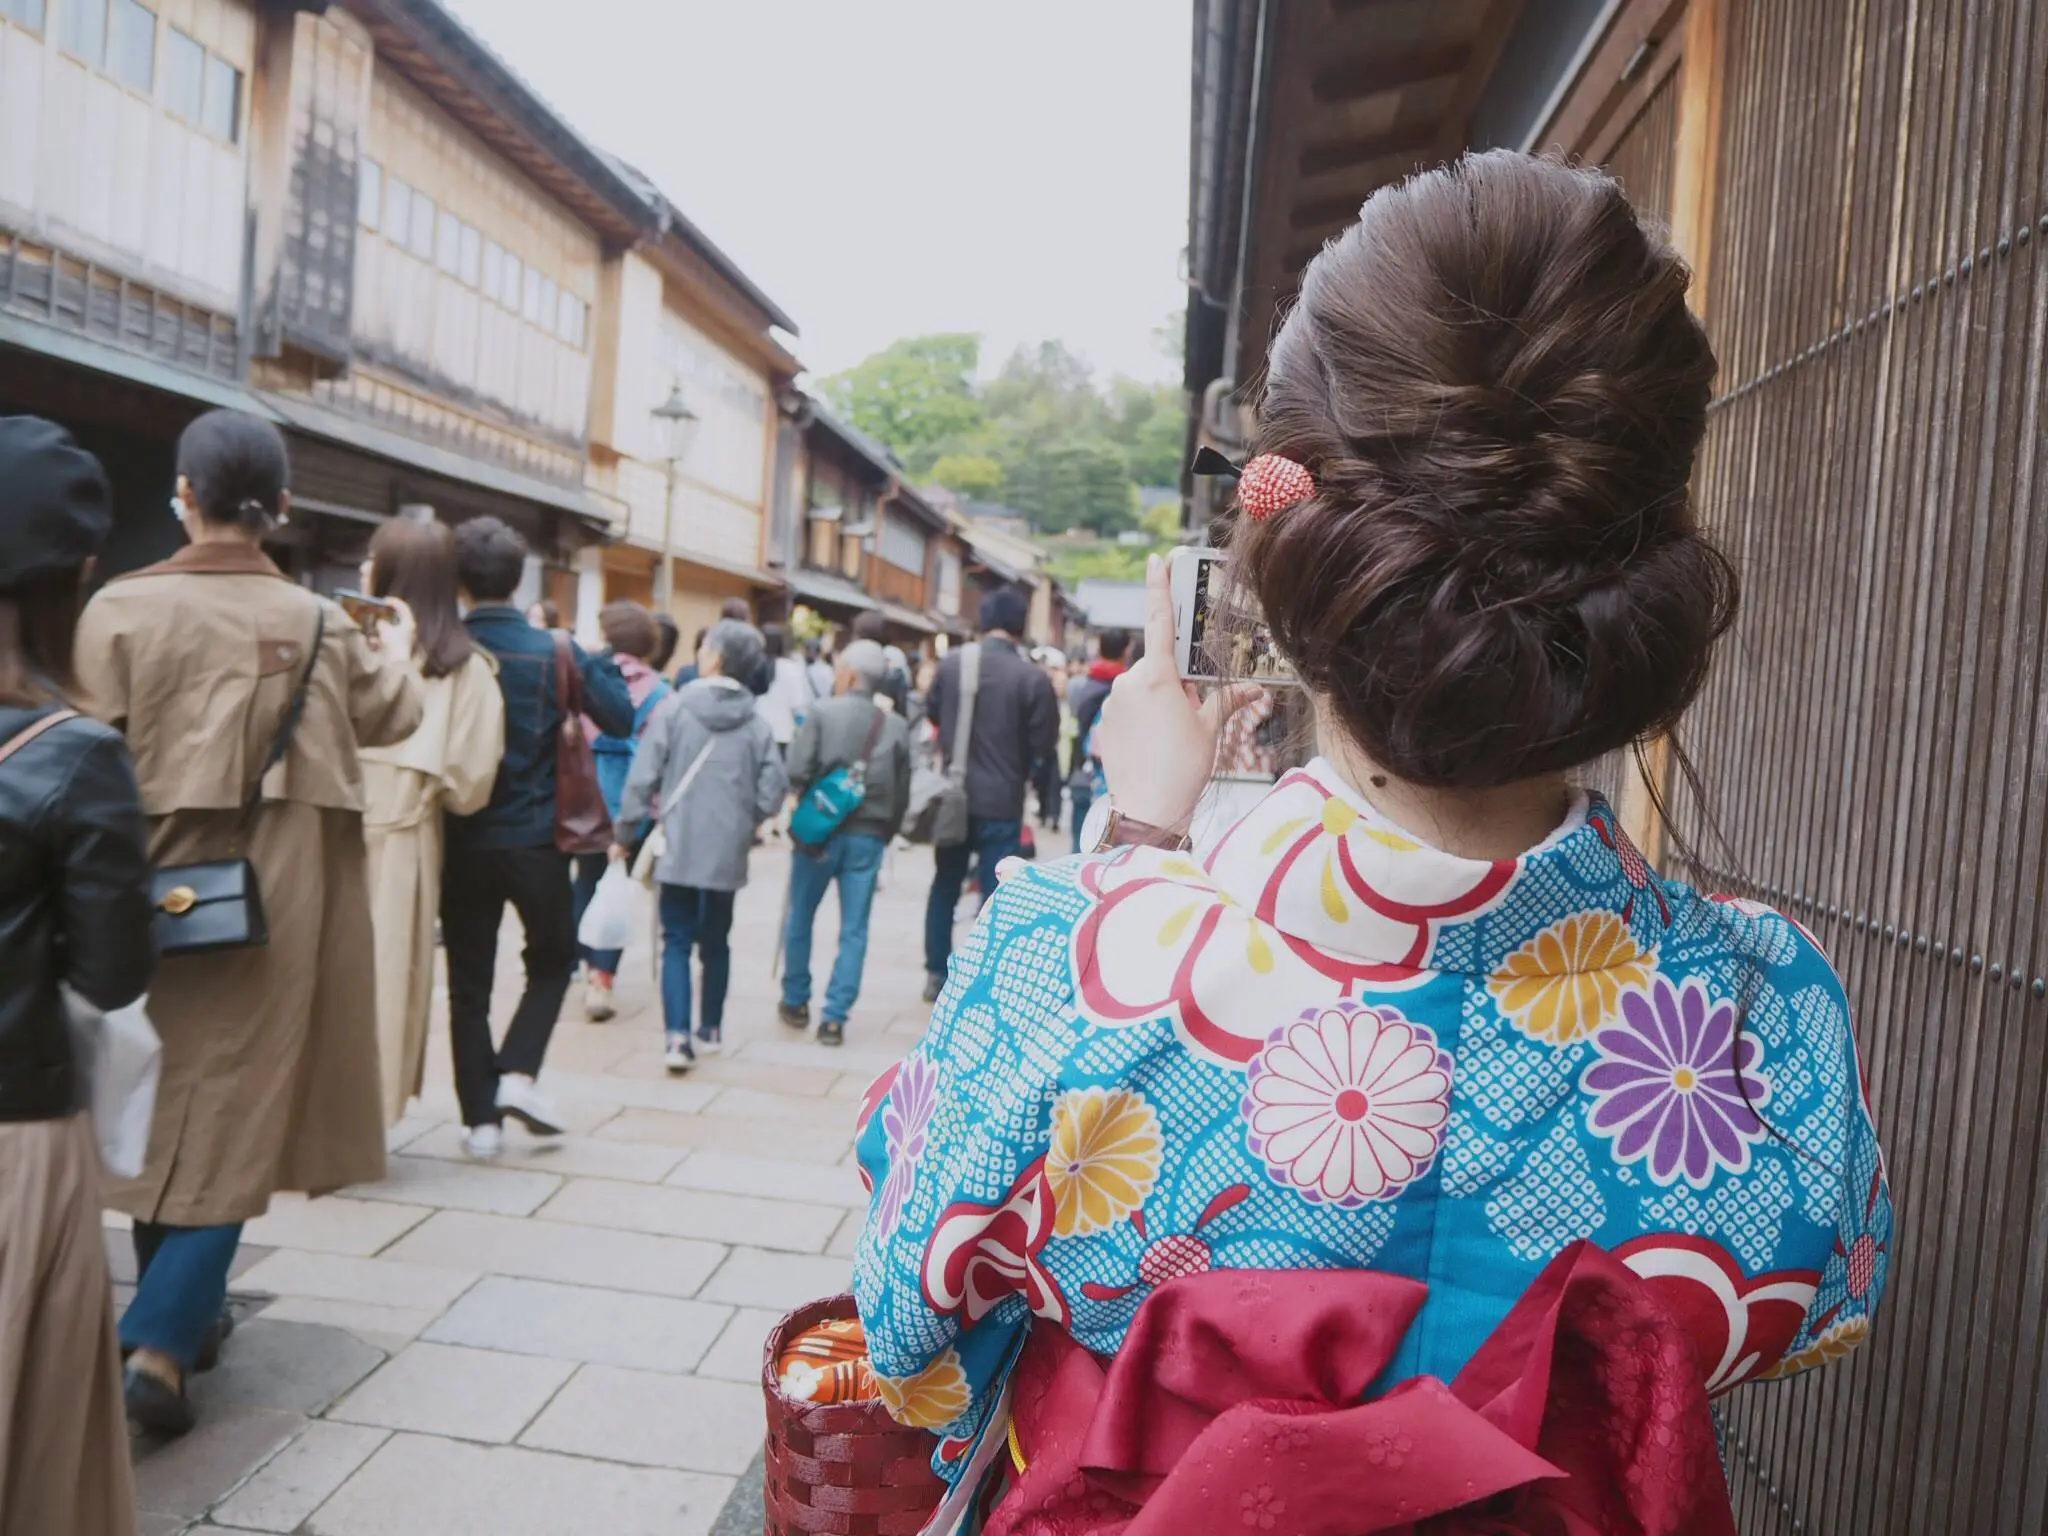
{"left": 652, "top": 383, "right": 701, "bottom": 607}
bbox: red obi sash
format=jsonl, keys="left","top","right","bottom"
{"left": 987, "top": 1240, "right": 1735, "bottom": 1536}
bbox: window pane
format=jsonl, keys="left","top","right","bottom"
{"left": 458, "top": 223, "right": 482, "bottom": 286}
{"left": 435, "top": 209, "right": 460, "bottom": 273}
{"left": 408, "top": 191, "right": 435, "bottom": 260}
{"left": 383, "top": 176, "right": 412, "bottom": 246}
{"left": 503, "top": 253, "right": 523, "bottom": 310}
{"left": 554, "top": 289, "right": 575, "bottom": 342}
{"left": 357, "top": 158, "right": 382, "bottom": 228}
{"left": 11, "top": 0, "right": 47, "bottom": 34}
{"left": 201, "top": 53, "right": 237, "bottom": 141}
{"left": 482, "top": 241, "right": 503, "bottom": 302}
{"left": 61, "top": 0, "right": 105, "bottom": 65}
{"left": 537, "top": 275, "right": 557, "bottom": 332}
{"left": 107, "top": 0, "right": 153, "bottom": 92}
{"left": 521, "top": 266, "right": 541, "bottom": 323}
{"left": 161, "top": 27, "right": 200, "bottom": 121}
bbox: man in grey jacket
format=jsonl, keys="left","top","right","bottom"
{"left": 777, "top": 640, "right": 913, "bottom": 1046}
{"left": 619, "top": 620, "right": 788, "bottom": 1070}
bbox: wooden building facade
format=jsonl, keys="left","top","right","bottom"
{"left": 1186, "top": 2, "right": 2048, "bottom": 1531}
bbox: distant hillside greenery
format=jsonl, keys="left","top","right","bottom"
{"left": 821, "top": 325, "right": 1186, "bottom": 538}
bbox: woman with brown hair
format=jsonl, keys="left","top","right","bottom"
{"left": 0, "top": 417, "right": 150, "bottom": 1536}
{"left": 851, "top": 155, "right": 1891, "bottom": 1530}
{"left": 360, "top": 517, "right": 505, "bottom": 1125}
{"left": 73, "top": 409, "right": 422, "bottom": 1436}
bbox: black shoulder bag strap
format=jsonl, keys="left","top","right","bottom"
{"left": 244, "top": 607, "right": 327, "bottom": 821}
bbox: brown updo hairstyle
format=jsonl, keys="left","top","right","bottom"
{"left": 1237, "top": 151, "right": 1737, "bottom": 790}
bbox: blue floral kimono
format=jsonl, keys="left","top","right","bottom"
{"left": 853, "top": 760, "right": 1891, "bottom": 1493}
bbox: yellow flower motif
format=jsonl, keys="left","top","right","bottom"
{"left": 875, "top": 1348, "right": 972, "bottom": 1429}
{"left": 1760, "top": 1317, "right": 1869, "bottom": 1380}
{"left": 1488, "top": 911, "right": 1654, "bottom": 1046}
{"left": 1046, "top": 1086, "right": 1163, "bottom": 1238}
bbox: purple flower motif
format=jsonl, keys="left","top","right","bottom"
{"left": 876, "top": 1056, "right": 941, "bottom": 1234}
{"left": 1581, "top": 975, "right": 1771, "bottom": 1188}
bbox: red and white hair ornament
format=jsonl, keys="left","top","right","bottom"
{"left": 1188, "top": 445, "right": 1317, "bottom": 522}
{"left": 1236, "top": 454, "right": 1316, "bottom": 521}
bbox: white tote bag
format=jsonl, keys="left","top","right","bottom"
{"left": 62, "top": 986, "right": 162, "bottom": 1179}
{"left": 577, "top": 862, "right": 643, "bottom": 952}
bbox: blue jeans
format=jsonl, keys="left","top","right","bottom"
{"left": 121, "top": 1221, "right": 244, "bottom": 1371}
{"left": 570, "top": 853, "right": 623, "bottom": 976}
{"left": 924, "top": 815, "right": 1023, "bottom": 978}
{"left": 660, "top": 884, "right": 734, "bottom": 1038}
{"left": 782, "top": 832, "right": 887, "bottom": 1024}
{"left": 1069, "top": 786, "right": 1093, "bottom": 854}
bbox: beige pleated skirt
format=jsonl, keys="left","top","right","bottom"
{"left": 0, "top": 1113, "right": 136, "bottom": 1536}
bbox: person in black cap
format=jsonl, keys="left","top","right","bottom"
{"left": 920, "top": 586, "right": 1058, "bottom": 1000}
{"left": 0, "top": 417, "right": 153, "bottom": 1534}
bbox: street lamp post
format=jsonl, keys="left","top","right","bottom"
{"left": 651, "top": 382, "right": 701, "bottom": 612}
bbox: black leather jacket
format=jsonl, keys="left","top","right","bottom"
{"left": 0, "top": 700, "right": 155, "bottom": 1122}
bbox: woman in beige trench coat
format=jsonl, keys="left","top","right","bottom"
{"left": 72, "top": 411, "right": 422, "bottom": 1436}
{"left": 358, "top": 518, "right": 504, "bottom": 1125}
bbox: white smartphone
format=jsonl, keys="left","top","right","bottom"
{"left": 1167, "top": 546, "right": 1297, "bottom": 686}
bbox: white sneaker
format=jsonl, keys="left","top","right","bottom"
{"left": 695, "top": 1027, "right": 724, "bottom": 1057}
{"left": 584, "top": 979, "right": 616, "bottom": 1022}
{"left": 495, "top": 1074, "right": 564, "bottom": 1136}
{"left": 462, "top": 1124, "right": 503, "bottom": 1160}
{"left": 664, "top": 1035, "right": 696, "bottom": 1074}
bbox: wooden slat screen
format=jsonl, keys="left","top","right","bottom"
{"left": 1667, "top": 1, "right": 2048, "bottom": 1531}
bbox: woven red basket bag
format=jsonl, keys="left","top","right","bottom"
{"left": 762, "top": 1294, "right": 947, "bottom": 1536}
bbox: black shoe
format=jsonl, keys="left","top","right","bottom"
{"left": 125, "top": 1365, "right": 195, "bottom": 1438}
{"left": 818, "top": 1018, "right": 846, "bottom": 1047}
{"left": 194, "top": 1307, "right": 236, "bottom": 1374}
{"left": 777, "top": 1002, "right": 811, "bottom": 1030}
{"left": 922, "top": 972, "right": 946, "bottom": 1004}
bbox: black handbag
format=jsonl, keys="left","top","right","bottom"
{"left": 151, "top": 609, "right": 324, "bottom": 957}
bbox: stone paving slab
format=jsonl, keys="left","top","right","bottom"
{"left": 187, "top": 1320, "right": 385, "bottom": 1418}
{"left": 135, "top": 1407, "right": 305, "bottom": 1526}
{"left": 400, "top": 1122, "right": 688, "bottom": 1184}
{"left": 254, "top": 1296, "right": 441, "bottom": 1357}
{"left": 236, "top": 1249, "right": 481, "bottom": 1313}
{"left": 240, "top": 1195, "right": 433, "bottom": 1258}
{"left": 693, "top": 1307, "right": 784, "bottom": 1384}
{"left": 380, "top": 1208, "right": 727, "bottom": 1298}
{"left": 698, "top": 1247, "right": 854, "bottom": 1312}
{"left": 304, "top": 1433, "right": 734, "bottom": 1536}
{"left": 423, "top": 1275, "right": 731, "bottom": 1373}
{"left": 666, "top": 1147, "right": 870, "bottom": 1208}
{"left": 209, "top": 1422, "right": 389, "bottom": 1534}
{"left": 535, "top": 1176, "right": 844, "bottom": 1251}
{"left": 591, "top": 1106, "right": 853, "bottom": 1164}
{"left": 329, "top": 1342, "right": 577, "bottom": 1443}
{"left": 343, "top": 1154, "right": 563, "bottom": 1216}
{"left": 518, "top": 1365, "right": 765, "bottom": 1474}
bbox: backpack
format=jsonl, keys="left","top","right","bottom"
{"left": 789, "top": 704, "right": 887, "bottom": 852}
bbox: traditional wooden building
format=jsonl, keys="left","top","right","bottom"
{"left": 0, "top": 0, "right": 793, "bottom": 628}
{"left": 1186, "top": 3, "right": 2048, "bottom": 1531}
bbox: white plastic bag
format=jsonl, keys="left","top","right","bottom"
{"left": 577, "top": 863, "right": 642, "bottom": 953}
{"left": 62, "top": 988, "right": 162, "bottom": 1180}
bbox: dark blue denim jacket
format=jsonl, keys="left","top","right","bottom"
{"left": 447, "top": 606, "right": 635, "bottom": 853}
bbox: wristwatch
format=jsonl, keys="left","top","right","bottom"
{"left": 1095, "top": 807, "right": 1192, "bottom": 854}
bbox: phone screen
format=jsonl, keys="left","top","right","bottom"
{"left": 334, "top": 589, "right": 396, "bottom": 627}
{"left": 1180, "top": 554, "right": 1295, "bottom": 685}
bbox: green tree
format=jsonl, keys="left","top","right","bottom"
{"left": 1105, "top": 378, "right": 1187, "bottom": 488}
{"left": 820, "top": 334, "right": 987, "bottom": 476}
{"left": 927, "top": 453, "right": 1004, "bottom": 501}
{"left": 1001, "top": 438, "right": 1136, "bottom": 535}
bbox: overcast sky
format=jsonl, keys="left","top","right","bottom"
{"left": 447, "top": 0, "right": 1193, "bottom": 386}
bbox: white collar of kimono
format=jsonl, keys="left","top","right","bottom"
{"left": 1073, "top": 758, "right": 1675, "bottom": 1066}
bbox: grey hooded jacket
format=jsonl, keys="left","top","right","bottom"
{"left": 620, "top": 677, "right": 787, "bottom": 891}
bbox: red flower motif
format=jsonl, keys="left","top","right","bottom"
{"left": 1592, "top": 812, "right": 1671, "bottom": 927}
{"left": 921, "top": 1158, "right": 1068, "bottom": 1327}
{"left": 1612, "top": 1233, "right": 1818, "bottom": 1394}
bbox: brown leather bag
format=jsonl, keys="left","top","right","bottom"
{"left": 551, "top": 631, "right": 614, "bottom": 855}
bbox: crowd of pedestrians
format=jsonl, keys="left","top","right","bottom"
{"left": 0, "top": 396, "right": 1141, "bottom": 1513}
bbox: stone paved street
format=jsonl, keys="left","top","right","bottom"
{"left": 122, "top": 839, "right": 943, "bottom": 1535}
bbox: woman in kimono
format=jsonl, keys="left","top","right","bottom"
{"left": 853, "top": 153, "right": 1891, "bottom": 1530}
{"left": 74, "top": 410, "right": 422, "bottom": 1435}
{"left": 360, "top": 517, "right": 504, "bottom": 1125}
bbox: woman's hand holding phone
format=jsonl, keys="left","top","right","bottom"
{"left": 1094, "top": 554, "right": 1257, "bottom": 834}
